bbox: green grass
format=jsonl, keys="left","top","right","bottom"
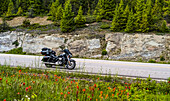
{"left": 0, "top": 65, "right": 170, "bottom": 101}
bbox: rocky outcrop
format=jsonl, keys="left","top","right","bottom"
{"left": 0, "top": 31, "right": 169, "bottom": 61}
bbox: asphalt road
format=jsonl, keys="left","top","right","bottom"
{"left": 0, "top": 54, "right": 170, "bottom": 80}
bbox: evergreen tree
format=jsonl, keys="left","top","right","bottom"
{"left": 55, "top": 4, "right": 63, "bottom": 21}
{"left": 151, "top": 0, "right": 163, "bottom": 31}
{"left": 95, "top": 0, "right": 104, "bottom": 22}
{"left": 125, "top": 9, "right": 134, "bottom": 32}
{"left": 140, "top": 1, "right": 150, "bottom": 32}
{"left": 6, "top": 0, "right": 14, "bottom": 16}
{"left": 60, "top": 0, "right": 75, "bottom": 33}
{"left": 110, "top": 5, "right": 120, "bottom": 32}
{"left": 160, "top": 20, "right": 169, "bottom": 32}
{"left": 134, "top": 0, "right": 145, "bottom": 32}
{"left": 75, "top": 6, "right": 86, "bottom": 28}
{"left": 49, "top": 0, "right": 60, "bottom": 20}
{"left": 17, "top": 7, "right": 23, "bottom": 15}
{"left": 121, "top": 4, "right": 129, "bottom": 31}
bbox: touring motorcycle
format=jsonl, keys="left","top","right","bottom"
{"left": 41, "top": 48, "right": 76, "bottom": 70}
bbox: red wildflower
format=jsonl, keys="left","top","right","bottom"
{"left": 90, "top": 98, "right": 92, "bottom": 100}
{"left": 129, "top": 86, "right": 131, "bottom": 89}
{"left": 64, "top": 94, "right": 67, "bottom": 98}
{"left": 71, "top": 81, "right": 73, "bottom": 84}
{"left": 68, "top": 92, "right": 70, "bottom": 94}
{"left": 60, "top": 92, "right": 63, "bottom": 95}
{"left": 6, "top": 80, "right": 7, "bottom": 83}
{"left": 127, "top": 92, "right": 129, "bottom": 96}
{"left": 168, "top": 81, "right": 170, "bottom": 83}
{"left": 94, "top": 84, "right": 97, "bottom": 88}
{"left": 77, "top": 99, "right": 79, "bottom": 101}
{"left": 23, "top": 82, "right": 25, "bottom": 85}
{"left": 92, "top": 94, "right": 94, "bottom": 97}
{"left": 4, "top": 99, "right": 6, "bottom": 101}
{"left": 29, "top": 86, "right": 31, "bottom": 89}
{"left": 77, "top": 86, "right": 79, "bottom": 89}
{"left": 0, "top": 78, "right": 2, "bottom": 80}
{"left": 54, "top": 75, "right": 57, "bottom": 77}
{"left": 19, "top": 70, "right": 21, "bottom": 73}
{"left": 56, "top": 79, "right": 58, "bottom": 81}
{"left": 73, "top": 80, "right": 75, "bottom": 82}
{"left": 125, "top": 86, "right": 127, "bottom": 89}
{"left": 83, "top": 89, "right": 86, "bottom": 92}
{"left": 17, "top": 92, "right": 20, "bottom": 95}
{"left": 100, "top": 91, "right": 103, "bottom": 95}
{"left": 26, "top": 87, "right": 29, "bottom": 91}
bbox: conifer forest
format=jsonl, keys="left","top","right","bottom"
{"left": 0, "top": 0, "right": 170, "bottom": 33}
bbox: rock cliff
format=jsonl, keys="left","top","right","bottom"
{"left": 0, "top": 31, "right": 169, "bottom": 61}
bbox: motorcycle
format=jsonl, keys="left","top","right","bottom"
{"left": 40, "top": 48, "right": 76, "bottom": 70}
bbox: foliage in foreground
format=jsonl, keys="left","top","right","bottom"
{"left": 0, "top": 65, "right": 170, "bottom": 101}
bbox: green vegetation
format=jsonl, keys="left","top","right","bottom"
{"left": 0, "top": 65, "right": 169, "bottom": 100}
{"left": 6, "top": 47, "right": 26, "bottom": 55}
{"left": 102, "top": 49, "right": 107, "bottom": 55}
{"left": 0, "top": 0, "right": 169, "bottom": 33}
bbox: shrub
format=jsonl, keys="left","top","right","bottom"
{"left": 6, "top": 47, "right": 26, "bottom": 54}
{"left": 100, "top": 23, "right": 110, "bottom": 29}
{"left": 22, "top": 19, "right": 30, "bottom": 27}
{"left": 148, "top": 59, "right": 156, "bottom": 63}
{"left": 160, "top": 55, "right": 165, "bottom": 61}
{"left": 102, "top": 49, "right": 107, "bottom": 55}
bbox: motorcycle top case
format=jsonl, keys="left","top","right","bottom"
{"left": 41, "top": 48, "right": 56, "bottom": 55}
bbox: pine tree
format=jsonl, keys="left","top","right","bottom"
{"left": 151, "top": 0, "right": 163, "bottom": 31}
{"left": 17, "top": 7, "right": 23, "bottom": 15}
{"left": 75, "top": 6, "right": 86, "bottom": 28}
{"left": 110, "top": 5, "right": 120, "bottom": 32}
{"left": 140, "top": 1, "right": 150, "bottom": 32}
{"left": 134, "top": 0, "right": 145, "bottom": 32}
{"left": 95, "top": 0, "right": 104, "bottom": 22}
{"left": 55, "top": 4, "right": 63, "bottom": 21}
{"left": 60, "top": 0, "right": 75, "bottom": 33}
{"left": 125, "top": 9, "right": 134, "bottom": 33}
{"left": 160, "top": 20, "right": 169, "bottom": 32}
{"left": 49, "top": 0, "right": 60, "bottom": 20}
{"left": 6, "top": 0, "right": 14, "bottom": 16}
{"left": 121, "top": 4, "right": 129, "bottom": 31}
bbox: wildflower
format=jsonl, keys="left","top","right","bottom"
{"left": 94, "top": 84, "right": 97, "bottom": 88}
{"left": 129, "top": 86, "right": 131, "bottom": 89}
{"left": 100, "top": 91, "right": 103, "bottom": 95}
{"left": 125, "top": 86, "right": 127, "bottom": 89}
{"left": 60, "top": 92, "right": 63, "bottom": 95}
{"left": 29, "top": 86, "right": 31, "bottom": 89}
{"left": 23, "top": 82, "right": 25, "bottom": 85}
{"left": 105, "top": 94, "right": 108, "bottom": 99}
{"left": 168, "top": 81, "right": 170, "bottom": 83}
{"left": 17, "top": 92, "right": 20, "bottom": 95}
{"left": 76, "top": 86, "right": 79, "bottom": 89}
{"left": 0, "top": 78, "right": 2, "bottom": 80}
{"left": 117, "top": 93, "right": 119, "bottom": 96}
{"left": 96, "top": 99, "right": 98, "bottom": 101}
{"left": 71, "top": 81, "right": 73, "bottom": 84}
{"left": 127, "top": 92, "right": 129, "bottom": 96}
{"left": 4, "top": 99, "right": 6, "bottom": 101}
{"left": 125, "top": 82, "right": 128, "bottom": 85}
{"left": 56, "top": 79, "right": 58, "bottom": 81}
{"left": 108, "top": 87, "right": 111, "bottom": 90}
{"left": 90, "top": 98, "right": 92, "bottom": 100}
{"left": 77, "top": 99, "right": 79, "bottom": 101}
{"left": 68, "top": 92, "right": 70, "bottom": 94}
{"left": 26, "top": 87, "right": 29, "bottom": 92}
{"left": 83, "top": 89, "right": 86, "bottom": 92}
{"left": 64, "top": 94, "right": 67, "bottom": 98}
{"left": 112, "top": 94, "right": 114, "bottom": 97}
{"left": 92, "top": 94, "right": 94, "bottom": 97}
{"left": 19, "top": 70, "right": 21, "bottom": 73}
{"left": 54, "top": 75, "right": 57, "bottom": 77}
{"left": 73, "top": 80, "right": 75, "bottom": 82}
{"left": 6, "top": 80, "right": 7, "bottom": 83}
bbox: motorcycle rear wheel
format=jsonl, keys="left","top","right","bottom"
{"left": 66, "top": 59, "right": 76, "bottom": 70}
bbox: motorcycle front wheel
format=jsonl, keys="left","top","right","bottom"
{"left": 66, "top": 59, "right": 76, "bottom": 70}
